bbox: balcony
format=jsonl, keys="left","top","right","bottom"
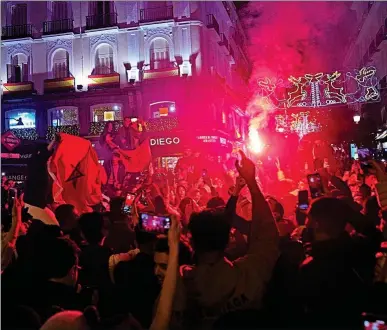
{"left": 43, "top": 19, "right": 73, "bottom": 35}
{"left": 2, "top": 24, "right": 32, "bottom": 40}
{"left": 139, "top": 6, "right": 173, "bottom": 23}
{"left": 143, "top": 67, "right": 179, "bottom": 80}
{"left": 44, "top": 77, "right": 75, "bottom": 93}
{"left": 88, "top": 72, "right": 120, "bottom": 89}
{"left": 86, "top": 13, "right": 118, "bottom": 30}
{"left": 207, "top": 14, "right": 220, "bottom": 37}
{"left": 2, "top": 81, "right": 34, "bottom": 95}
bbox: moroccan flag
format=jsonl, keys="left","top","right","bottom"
{"left": 48, "top": 133, "right": 103, "bottom": 213}
{"left": 117, "top": 138, "right": 152, "bottom": 173}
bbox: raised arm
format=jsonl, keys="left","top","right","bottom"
{"left": 235, "top": 151, "right": 279, "bottom": 254}
{"left": 150, "top": 216, "right": 180, "bottom": 330}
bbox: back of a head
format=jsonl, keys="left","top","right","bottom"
{"left": 40, "top": 311, "right": 89, "bottom": 330}
{"left": 55, "top": 204, "right": 76, "bottom": 229}
{"left": 207, "top": 197, "right": 226, "bottom": 209}
{"left": 33, "top": 237, "right": 79, "bottom": 280}
{"left": 109, "top": 197, "right": 125, "bottom": 217}
{"left": 155, "top": 237, "right": 192, "bottom": 265}
{"left": 308, "top": 197, "right": 350, "bottom": 236}
{"left": 79, "top": 212, "right": 104, "bottom": 245}
{"left": 189, "top": 208, "right": 230, "bottom": 253}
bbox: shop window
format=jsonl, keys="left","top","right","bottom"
{"left": 150, "top": 38, "right": 170, "bottom": 70}
{"left": 5, "top": 109, "right": 36, "bottom": 130}
{"left": 48, "top": 106, "right": 79, "bottom": 126}
{"left": 7, "top": 53, "right": 28, "bottom": 83}
{"left": 94, "top": 43, "right": 114, "bottom": 75}
{"left": 52, "top": 49, "right": 70, "bottom": 79}
{"left": 150, "top": 101, "right": 176, "bottom": 118}
{"left": 91, "top": 104, "right": 122, "bottom": 122}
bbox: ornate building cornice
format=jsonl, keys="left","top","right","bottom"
{"left": 7, "top": 43, "right": 31, "bottom": 56}
{"left": 90, "top": 34, "right": 117, "bottom": 48}
{"left": 143, "top": 26, "right": 173, "bottom": 40}
{"left": 47, "top": 39, "right": 73, "bottom": 53}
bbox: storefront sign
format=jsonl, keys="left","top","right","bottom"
{"left": 197, "top": 135, "right": 228, "bottom": 146}
{"left": 150, "top": 137, "right": 181, "bottom": 146}
{"left": 6, "top": 174, "right": 28, "bottom": 181}
{"left": 1, "top": 131, "right": 21, "bottom": 151}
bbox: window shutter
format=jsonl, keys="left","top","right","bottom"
{"left": 22, "top": 63, "right": 28, "bottom": 82}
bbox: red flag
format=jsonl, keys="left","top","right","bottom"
{"left": 48, "top": 133, "right": 103, "bottom": 213}
{"left": 117, "top": 138, "right": 152, "bottom": 173}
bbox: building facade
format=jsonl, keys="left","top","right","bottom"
{"left": 1, "top": 1, "right": 251, "bottom": 175}
{"left": 343, "top": 1, "right": 387, "bottom": 130}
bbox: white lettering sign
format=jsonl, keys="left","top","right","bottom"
{"left": 150, "top": 137, "right": 180, "bottom": 146}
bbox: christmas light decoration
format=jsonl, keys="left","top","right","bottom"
{"left": 145, "top": 117, "right": 179, "bottom": 132}
{"left": 11, "top": 128, "right": 38, "bottom": 140}
{"left": 46, "top": 125, "right": 80, "bottom": 141}
{"left": 275, "top": 111, "right": 321, "bottom": 138}
{"left": 256, "top": 66, "right": 380, "bottom": 110}
{"left": 89, "top": 121, "right": 123, "bottom": 136}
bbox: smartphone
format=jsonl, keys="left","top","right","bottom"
{"left": 139, "top": 213, "right": 171, "bottom": 234}
{"left": 307, "top": 173, "right": 323, "bottom": 199}
{"left": 298, "top": 190, "right": 309, "bottom": 210}
{"left": 122, "top": 192, "right": 136, "bottom": 214}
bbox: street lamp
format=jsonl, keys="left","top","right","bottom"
{"left": 353, "top": 114, "right": 361, "bottom": 124}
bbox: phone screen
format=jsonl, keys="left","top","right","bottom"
{"left": 307, "top": 173, "right": 323, "bottom": 199}
{"left": 122, "top": 193, "right": 136, "bottom": 214}
{"left": 298, "top": 190, "right": 309, "bottom": 210}
{"left": 139, "top": 213, "right": 171, "bottom": 234}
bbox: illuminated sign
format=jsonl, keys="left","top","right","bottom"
{"left": 150, "top": 137, "right": 180, "bottom": 146}
{"left": 1, "top": 131, "right": 21, "bottom": 151}
{"left": 255, "top": 66, "right": 380, "bottom": 109}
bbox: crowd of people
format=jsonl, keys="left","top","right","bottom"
{"left": 1, "top": 133, "right": 387, "bottom": 330}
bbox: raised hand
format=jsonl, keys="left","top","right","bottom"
{"left": 168, "top": 215, "right": 180, "bottom": 253}
{"left": 235, "top": 151, "right": 256, "bottom": 185}
{"left": 369, "top": 160, "right": 387, "bottom": 183}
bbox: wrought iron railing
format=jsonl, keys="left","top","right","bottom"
{"left": 139, "top": 6, "right": 173, "bottom": 22}
{"left": 219, "top": 33, "right": 229, "bottom": 49}
{"left": 2, "top": 24, "right": 32, "bottom": 39}
{"left": 43, "top": 18, "right": 73, "bottom": 35}
{"left": 86, "top": 12, "right": 118, "bottom": 30}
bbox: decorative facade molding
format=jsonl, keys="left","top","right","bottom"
{"left": 7, "top": 43, "right": 31, "bottom": 58}
{"left": 143, "top": 26, "right": 173, "bottom": 40}
{"left": 90, "top": 34, "right": 117, "bottom": 49}
{"left": 47, "top": 39, "right": 73, "bottom": 54}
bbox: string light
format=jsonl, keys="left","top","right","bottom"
{"left": 256, "top": 66, "right": 380, "bottom": 110}
{"left": 145, "top": 117, "right": 179, "bottom": 132}
{"left": 11, "top": 128, "right": 38, "bottom": 140}
{"left": 46, "top": 125, "right": 80, "bottom": 140}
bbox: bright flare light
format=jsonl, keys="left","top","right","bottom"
{"left": 248, "top": 128, "right": 264, "bottom": 154}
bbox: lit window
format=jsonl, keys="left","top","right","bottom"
{"left": 150, "top": 38, "right": 170, "bottom": 70}
{"left": 48, "top": 107, "right": 78, "bottom": 126}
{"left": 95, "top": 44, "right": 114, "bottom": 75}
{"left": 150, "top": 101, "right": 176, "bottom": 118}
{"left": 5, "top": 109, "right": 36, "bottom": 129}
{"left": 7, "top": 53, "right": 28, "bottom": 83}
{"left": 52, "top": 49, "right": 70, "bottom": 79}
{"left": 91, "top": 104, "right": 122, "bottom": 122}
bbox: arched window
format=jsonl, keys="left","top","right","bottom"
{"left": 52, "top": 49, "right": 70, "bottom": 78}
{"left": 95, "top": 44, "right": 114, "bottom": 74}
{"left": 48, "top": 106, "right": 78, "bottom": 126}
{"left": 150, "top": 101, "right": 176, "bottom": 118}
{"left": 150, "top": 38, "right": 170, "bottom": 70}
{"left": 5, "top": 109, "right": 36, "bottom": 130}
{"left": 7, "top": 53, "right": 28, "bottom": 83}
